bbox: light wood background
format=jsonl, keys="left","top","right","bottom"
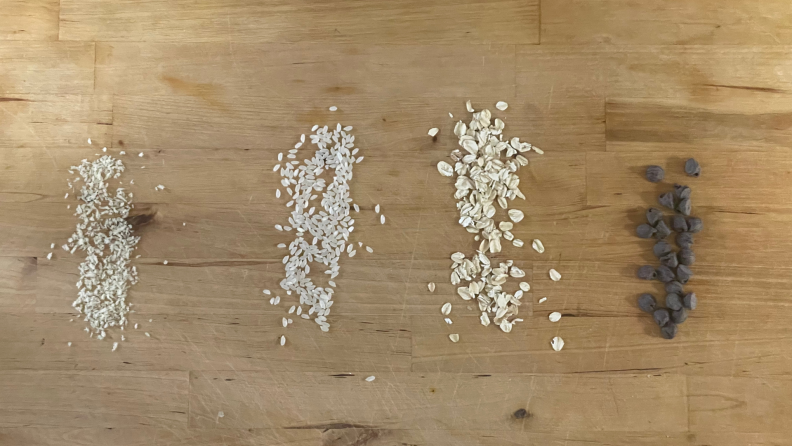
{"left": 1, "top": 1, "right": 792, "bottom": 445}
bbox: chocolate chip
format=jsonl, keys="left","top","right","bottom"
{"left": 683, "top": 292, "right": 697, "bottom": 310}
{"left": 661, "top": 322, "right": 678, "bottom": 339}
{"left": 672, "top": 308, "right": 688, "bottom": 324}
{"left": 677, "top": 197, "right": 692, "bottom": 216}
{"left": 665, "top": 281, "right": 684, "bottom": 295}
{"left": 671, "top": 214, "right": 688, "bottom": 232}
{"left": 658, "top": 192, "right": 675, "bottom": 209}
{"left": 637, "top": 265, "right": 657, "bottom": 280}
{"left": 685, "top": 158, "right": 701, "bottom": 177}
{"left": 646, "top": 208, "right": 664, "bottom": 226}
{"left": 653, "top": 309, "right": 670, "bottom": 326}
{"left": 660, "top": 252, "right": 679, "bottom": 268}
{"left": 673, "top": 184, "right": 691, "bottom": 200}
{"left": 686, "top": 217, "right": 703, "bottom": 233}
{"left": 676, "top": 232, "right": 694, "bottom": 249}
{"left": 678, "top": 248, "right": 695, "bottom": 266}
{"left": 666, "top": 293, "right": 683, "bottom": 311}
{"left": 646, "top": 165, "right": 665, "bottom": 183}
{"left": 676, "top": 265, "right": 693, "bottom": 284}
{"left": 638, "top": 294, "right": 657, "bottom": 313}
{"left": 654, "top": 220, "right": 671, "bottom": 239}
{"left": 637, "top": 224, "right": 657, "bottom": 239}
{"left": 653, "top": 240, "right": 673, "bottom": 258}
{"left": 656, "top": 265, "right": 675, "bottom": 282}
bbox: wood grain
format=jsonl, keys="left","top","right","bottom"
{"left": 0, "top": 95, "right": 112, "bottom": 150}
{"left": 0, "top": 370, "right": 188, "bottom": 427}
{"left": 2, "top": 1, "right": 792, "bottom": 442}
{"left": 0, "top": 42, "right": 94, "bottom": 94}
{"left": 95, "top": 43, "right": 516, "bottom": 98}
{"left": 542, "top": 0, "right": 792, "bottom": 45}
{"left": 189, "top": 371, "right": 688, "bottom": 431}
{"left": 0, "top": 257, "right": 36, "bottom": 313}
{"left": 0, "top": 0, "right": 59, "bottom": 40}
{"left": 60, "top": 0, "right": 539, "bottom": 44}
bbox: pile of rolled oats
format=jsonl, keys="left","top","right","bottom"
{"left": 437, "top": 101, "right": 546, "bottom": 339}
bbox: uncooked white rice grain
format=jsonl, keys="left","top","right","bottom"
{"left": 263, "top": 289, "right": 271, "bottom": 295}
{"left": 538, "top": 297, "right": 547, "bottom": 303}
{"left": 365, "top": 376, "right": 376, "bottom": 382}
{"left": 280, "top": 335, "right": 286, "bottom": 346}
{"left": 365, "top": 246, "right": 373, "bottom": 253}
{"left": 329, "top": 106, "right": 338, "bottom": 111}
{"left": 375, "top": 204, "right": 380, "bottom": 213}
{"left": 380, "top": 215, "right": 385, "bottom": 224}
{"left": 444, "top": 318, "right": 453, "bottom": 325}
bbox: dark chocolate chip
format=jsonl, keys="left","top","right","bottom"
{"left": 658, "top": 192, "right": 676, "bottom": 209}
{"left": 686, "top": 217, "right": 703, "bottom": 233}
{"left": 638, "top": 293, "right": 657, "bottom": 313}
{"left": 653, "top": 309, "right": 670, "bottom": 326}
{"left": 676, "top": 265, "right": 693, "bottom": 284}
{"left": 646, "top": 208, "right": 664, "bottom": 226}
{"left": 676, "top": 232, "right": 694, "bottom": 249}
{"left": 685, "top": 158, "right": 701, "bottom": 177}
{"left": 653, "top": 240, "right": 673, "bottom": 258}
{"left": 636, "top": 224, "right": 657, "bottom": 239}
{"left": 656, "top": 265, "right": 675, "bottom": 282}
{"left": 665, "top": 281, "right": 684, "bottom": 295}
{"left": 660, "top": 252, "right": 679, "bottom": 268}
{"left": 683, "top": 292, "right": 697, "bottom": 310}
{"left": 671, "top": 214, "right": 688, "bottom": 233}
{"left": 637, "top": 265, "right": 657, "bottom": 280}
{"left": 677, "top": 197, "right": 692, "bottom": 216}
{"left": 661, "top": 322, "right": 679, "bottom": 339}
{"left": 666, "top": 293, "right": 683, "bottom": 311}
{"left": 671, "top": 308, "right": 689, "bottom": 324}
{"left": 678, "top": 248, "right": 695, "bottom": 266}
{"left": 646, "top": 165, "right": 665, "bottom": 183}
{"left": 654, "top": 220, "right": 672, "bottom": 239}
{"left": 673, "top": 184, "right": 691, "bottom": 200}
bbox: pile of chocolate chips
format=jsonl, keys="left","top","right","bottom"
{"left": 636, "top": 159, "right": 703, "bottom": 339}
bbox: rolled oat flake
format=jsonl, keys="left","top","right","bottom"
{"left": 678, "top": 248, "right": 695, "bottom": 266}
{"left": 684, "top": 158, "right": 701, "bottom": 177}
{"left": 636, "top": 224, "right": 657, "bottom": 239}
{"left": 653, "top": 240, "right": 672, "bottom": 258}
{"left": 665, "top": 293, "right": 683, "bottom": 311}
{"left": 645, "top": 165, "right": 665, "bottom": 183}
{"left": 676, "top": 264, "right": 693, "bottom": 284}
{"left": 671, "top": 214, "right": 688, "bottom": 233}
{"left": 638, "top": 293, "right": 657, "bottom": 313}
{"left": 653, "top": 308, "right": 670, "bottom": 326}
{"left": 676, "top": 232, "right": 694, "bottom": 249}
{"left": 637, "top": 265, "right": 657, "bottom": 280}
{"left": 654, "top": 220, "right": 671, "bottom": 239}
{"left": 658, "top": 192, "right": 675, "bottom": 210}
{"left": 656, "top": 265, "right": 675, "bottom": 283}
{"left": 661, "top": 322, "right": 678, "bottom": 339}
{"left": 683, "top": 292, "right": 697, "bottom": 310}
{"left": 677, "top": 197, "right": 692, "bottom": 216}
{"left": 646, "top": 208, "right": 664, "bottom": 226}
